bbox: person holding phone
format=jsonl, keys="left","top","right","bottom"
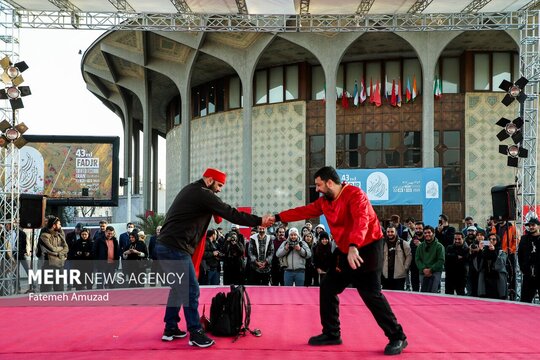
{"left": 478, "top": 234, "right": 507, "bottom": 299}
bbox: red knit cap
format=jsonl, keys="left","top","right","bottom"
{"left": 203, "top": 168, "right": 227, "bottom": 184}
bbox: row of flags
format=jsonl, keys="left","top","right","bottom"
{"left": 323, "top": 76, "right": 444, "bottom": 108}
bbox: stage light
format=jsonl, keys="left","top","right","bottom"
{"left": 499, "top": 77, "right": 528, "bottom": 106}
{"left": 5, "top": 127, "right": 19, "bottom": 141}
{"left": 499, "top": 144, "right": 528, "bottom": 167}
{"left": 496, "top": 117, "right": 524, "bottom": 144}
{"left": 0, "top": 120, "right": 29, "bottom": 149}
{"left": 0, "top": 56, "right": 31, "bottom": 110}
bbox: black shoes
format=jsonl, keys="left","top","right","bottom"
{"left": 308, "top": 333, "right": 343, "bottom": 346}
{"left": 189, "top": 328, "right": 215, "bottom": 348}
{"left": 161, "top": 327, "right": 187, "bottom": 341}
{"left": 384, "top": 339, "right": 408, "bottom": 355}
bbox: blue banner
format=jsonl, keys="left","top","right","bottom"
{"left": 329, "top": 168, "right": 443, "bottom": 228}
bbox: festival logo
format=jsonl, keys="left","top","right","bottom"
{"left": 366, "top": 172, "right": 389, "bottom": 200}
{"left": 425, "top": 180, "right": 440, "bottom": 199}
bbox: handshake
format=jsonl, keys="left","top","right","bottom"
{"left": 261, "top": 214, "right": 276, "bottom": 228}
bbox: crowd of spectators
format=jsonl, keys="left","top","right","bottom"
{"left": 2, "top": 213, "right": 539, "bottom": 304}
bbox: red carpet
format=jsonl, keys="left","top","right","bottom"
{"left": 1, "top": 286, "right": 539, "bottom": 359}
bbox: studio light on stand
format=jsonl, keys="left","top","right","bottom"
{"left": 0, "top": 56, "right": 31, "bottom": 110}
{"left": 496, "top": 117, "right": 524, "bottom": 144}
{"left": 499, "top": 144, "right": 528, "bottom": 167}
{"left": 0, "top": 119, "right": 28, "bottom": 149}
{"left": 499, "top": 77, "right": 528, "bottom": 107}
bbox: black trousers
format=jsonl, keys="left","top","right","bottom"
{"left": 521, "top": 274, "right": 540, "bottom": 303}
{"left": 320, "top": 240, "right": 406, "bottom": 341}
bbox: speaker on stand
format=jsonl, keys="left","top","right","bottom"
{"left": 19, "top": 194, "right": 47, "bottom": 291}
{"left": 491, "top": 185, "right": 517, "bottom": 221}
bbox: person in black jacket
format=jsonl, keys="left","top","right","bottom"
{"left": 445, "top": 232, "right": 469, "bottom": 295}
{"left": 92, "top": 225, "right": 119, "bottom": 289}
{"left": 202, "top": 229, "right": 222, "bottom": 285}
{"left": 73, "top": 228, "right": 94, "bottom": 290}
{"left": 518, "top": 217, "right": 540, "bottom": 303}
{"left": 122, "top": 230, "right": 148, "bottom": 288}
{"left": 156, "top": 167, "right": 274, "bottom": 347}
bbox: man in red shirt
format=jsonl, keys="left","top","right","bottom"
{"left": 273, "top": 166, "right": 407, "bottom": 355}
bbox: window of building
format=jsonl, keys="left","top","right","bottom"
{"left": 434, "top": 130, "right": 462, "bottom": 202}
{"left": 403, "top": 131, "right": 421, "bottom": 166}
{"left": 442, "top": 57, "right": 459, "bottom": 94}
{"left": 269, "top": 67, "right": 284, "bottom": 103}
{"left": 255, "top": 70, "right": 268, "bottom": 104}
{"left": 474, "top": 53, "right": 490, "bottom": 90}
{"left": 346, "top": 62, "right": 363, "bottom": 96}
{"left": 473, "top": 52, "right": 516, "bottom": 91}
{"left": 229, "top": 76, "right": 241, "bottom": 109}
{"left": 404, "top": 58, "right": 422, "bottom": 94}
{"left": 385, "top": 61, "right": 400, "bottom": 97}
{"left": 366, "top": 62, "right": 381, "bottom": 96}
{"left": 493, "top": 52, "right": 511, "bottom": 92}
{"left": 286, "top": 65, "right": 299, "bottom": 100}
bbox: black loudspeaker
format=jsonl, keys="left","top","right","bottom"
{"left": 491, "top": 185, "right": 516, "bottom": 221}
{"left": 19, "top": 194, "right": 47, "bottom": 229}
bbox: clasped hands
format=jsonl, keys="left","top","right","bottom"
{"left": 261, "top": 214, "right": 276, "bottom": 227}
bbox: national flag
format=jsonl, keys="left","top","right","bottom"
{"left": 397, "top": 78, "right": 402, "bottom": 107}
{"left": 342, "top": 90, "right": 350, "bottom": 109}
{"left": 434, "top": 77, "right": 442, "bottom": 99}
{"left": 412, "top": 75, "right": 417, "bottom": 101}
{"left": 353, "top": 80, "right": 359, "bottom": 107}
{"left": 373, "top": 80, "right": 382, "bottom": 107}
{"left": 360, "top": 78, "right": 367, "bottom": 103}
{"left": 369, "top": 78, "right": 374, "bottom": 104}
{"left": 405, "top": 77, "right": 412, "bottom": 103}
{"left": 390, "top": 79, "right": 396, "bottom": 107}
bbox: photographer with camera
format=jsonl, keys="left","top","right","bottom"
{"left": 466, "top": 227, "right": 482, "bottom": 297}
{"left": 276, "top": 227, "right": 311, "bottom": 286}
{"left": 222, "top": 230, "right": 245, "bottom": 285}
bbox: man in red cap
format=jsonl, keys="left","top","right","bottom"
{"left": 156, "top": 167, "right": 274, "bottom": 348}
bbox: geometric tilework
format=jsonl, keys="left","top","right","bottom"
{"left": 190, "top": 110, "right": 244, "bottom": 209}
{"left": 465, "top": 92, "right": 519, "bottom": 221}
{"left": 252, "top": 101, "right": 306, "bottom": 215}
{"left": 166, "top": 102, "right": 307, "bottom": 226}
{"left": 165, "top": 127, "right": 183, "bottom": 209}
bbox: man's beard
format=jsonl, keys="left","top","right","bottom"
{"left": 387, "top": 235, "right": 396, "bottom": 241}
{"left": 321, "top": 190, "right": 335, "bottom": 201}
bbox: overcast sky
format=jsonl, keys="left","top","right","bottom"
{"left": 17, "top": 28, "right": 166, "bottom": 183}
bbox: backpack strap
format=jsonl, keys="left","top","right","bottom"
{"left": 235, "top": 285, "right": 261, "bottom": 341}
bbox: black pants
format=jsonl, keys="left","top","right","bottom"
{"left": 381, "top": 277, "right": 405, "bottom": 291}
{"left": 409, "top": 262, "right": 420, "bottom": 292}
{"left": 521, "top": 274, "right": 540, "bottom": 303}
{"left": 320, "top": 240, "right": 406, "bottom": 341}
{"left": 445, "top": 268, "right": 467, "bottom": 295}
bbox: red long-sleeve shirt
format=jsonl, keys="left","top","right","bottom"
{"left": 278, "top": 184, "right": 383, "bottom": 253}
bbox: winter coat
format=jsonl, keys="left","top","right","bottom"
{"left": 415, "top": 238, "right": 445, "bottom": 273}
{"left": 276, "top": 239, "right": 311, "bottom": 271}
{"left": 382, "top": 238, "right": 412, "bottom": 279}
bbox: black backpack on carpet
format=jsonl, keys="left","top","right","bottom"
{"left": 209, "top": 285, "right": 261, "bottom": 341}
